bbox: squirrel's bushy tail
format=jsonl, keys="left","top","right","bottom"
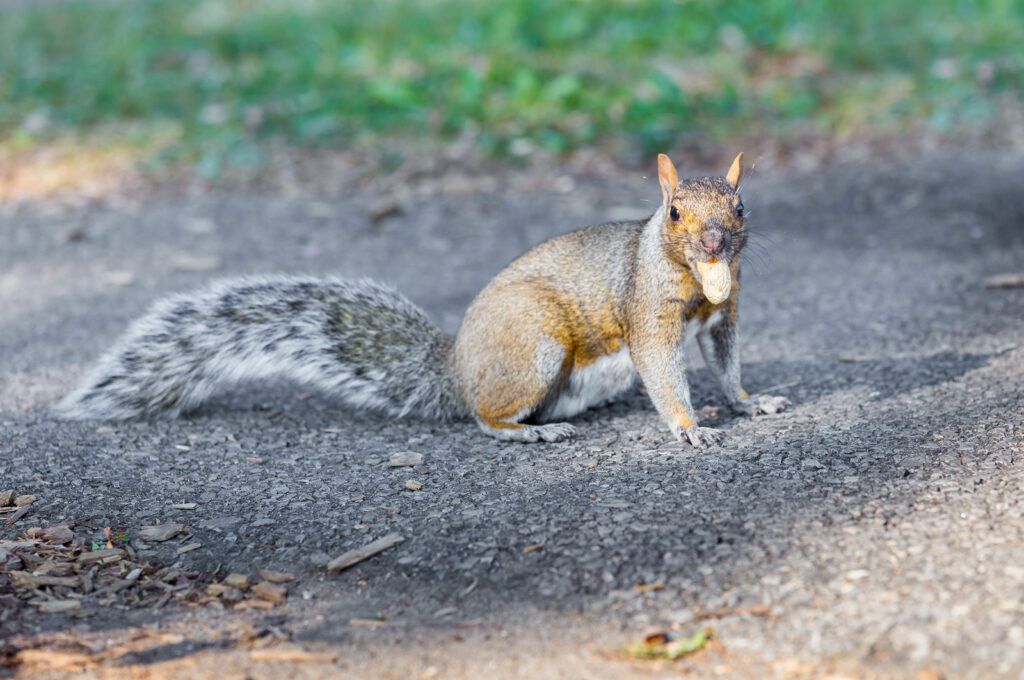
{"left": 57, "top": 276, "right": 464, "bottom": 421}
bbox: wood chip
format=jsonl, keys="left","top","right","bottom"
{"left": 15, "top": 649, "right": 92, "bottom": 669}
{"left": 0, "top": 489, "right": 14, "bottom": 506}
{"left": 388, "top": 451, "right": 424, "bottom": 467}
{"left": 176, "top": 542, "right": 202, "bottom": 555}
{"left": 11, "top": 572, "right": 81, "bottom": 588}
{"left": 172, "top": 255, "right": 222, "bottom": 272}
{"left": 102, "top": 270, "right": 136, "bottom": 286}
{"left": 234, "top": 599, "right": 275, "bottom": 611}
{"left": 94, "top": 426, "right": 118, "bottom": 434}
{"left": 633, "top": 582, "right": 665, "bottom": 593}
{"left": 348, "top": 618, "right": 388, "bottom": 627}
{"left": 172, "top": 503, "right": 198, "bottom": 510}
{"left": 14, "top": 494, "right": 36, "bottom": 506}
{"left": 521, "top": 543, "right": 544, "bottom": 554}
{"left": 223, "top": 573, "right": 251, "bottom": 590}
{"left": 327, "top": 533, "right": 405, "bottom": 572}
{"left": 206, "top": 583, "right": 230, "bottom": 597}
{"left": 34, "top": 600, "right": 82, "bottom": 613}
{"left": 984, "top": 273, "right": 1024, "bottom": 288}
{"left": 249, "top": 646, "right": 338, "bottom": 663}
{"left": 694, "top": 604, "right": 777, "bottom": 620}
{"left": 251, "top": 581, "right": 287, "bottom": 604}
{"left": 40, "top": 526, "right": 74, "bottom": 543}
{"left": 404, "top": 480, "right": 423, "bottom": 491}
{"left": 257, "top": 569, "right": 295, "bottom": 584}
{"left": 138, "top": 524, "right": 185, "bottom": 542}
{"left": 369, "top": 199, "right": 401, "bottom": 222}
{"left": 77, "top": 548, "right": 125, "bottom": 564}
{"left": 102, "top": 578, "right": 137, "bottom": 595}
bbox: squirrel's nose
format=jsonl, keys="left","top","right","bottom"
{"left": 701, "top": 233, "right": 724, "bottom": 254}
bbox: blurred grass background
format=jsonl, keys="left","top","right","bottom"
{"left": 0, "top": 0, "right": 1021, "bottom": 175}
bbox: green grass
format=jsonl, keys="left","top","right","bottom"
{"left": 1, "top": 0, "right": 1020, "bottom": 172}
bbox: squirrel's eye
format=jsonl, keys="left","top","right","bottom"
{"left": 736, "top": 202, "right": 744, "bottom": 217}
{"left": 669, "top": 206, "right": 680, "bottom": 221}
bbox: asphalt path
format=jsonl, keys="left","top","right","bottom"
{"left": 1, "top": 148, "right": 1023, "bottom": 679}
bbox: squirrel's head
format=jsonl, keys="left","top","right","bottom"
{"left": 657, "top": 152, "right": 747, "bottom": 268}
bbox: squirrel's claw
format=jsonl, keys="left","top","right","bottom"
{"left": 681, "top": 425, "right": 725, "bottom": 448}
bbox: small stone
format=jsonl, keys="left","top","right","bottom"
{"left": 405, "top": 480, "right": 423, "bottom": 491}
{"left": 138, "top": 524, "right": 185, "bottom": 542}
{"left": 309, "top": 552, "right": 332, "bottom": 567}
{"left": 389, "top": 452, "right": 424, "bottom": 467}
{"left": 35, "top": 600, "right": 82, "bottom": 613}
{"left": 172, "top": 503, "right": 198, "bottom": 510}
{"left": 0, "top": 490, "right": 14, "bottom": 506}
{"left": 220, "top": 587, "right": 244, "bottom": 604}
{"left": 14, "top": 495, "right": 36, "bottom": 506}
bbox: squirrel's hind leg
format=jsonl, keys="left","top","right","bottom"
{"left": 475, "top": 419, "right": 577, "bottom": 443}
{"left": 461, "top": 327, "right": 577, "bottom": 442}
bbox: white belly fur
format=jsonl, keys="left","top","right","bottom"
{"left": 543, "top": 346, "right": 637, "bottom": 421}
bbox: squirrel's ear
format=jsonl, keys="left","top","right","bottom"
{"left": 726, "top": 152, "right": 744, "bottom": 189}
{"left": 657, "top": 153, "right": 678, "bottom": 206}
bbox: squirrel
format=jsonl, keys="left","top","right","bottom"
{"left": 58, "top": 153, "right": 789, "bottom": 446}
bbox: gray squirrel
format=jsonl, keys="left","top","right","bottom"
{"left": 59, "top": 153, "right": 789, "bottom": 446}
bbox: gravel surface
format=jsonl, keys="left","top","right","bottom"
{"left": 1, "top": 148, "right": 1023, "bottom": 679}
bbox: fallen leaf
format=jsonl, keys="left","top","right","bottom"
{"left": 623, "top": 627, "right": 712, "bottom": 660}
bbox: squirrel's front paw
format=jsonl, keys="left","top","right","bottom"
{"left": 680, "top": 425, "right": 725, "bottom": 449}
{"left": 732, "top": 394, "right": 790, "bottom": 417}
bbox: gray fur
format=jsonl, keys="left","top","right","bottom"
{"left": 57, "top": 276, "right": 463, "bottom": 422}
